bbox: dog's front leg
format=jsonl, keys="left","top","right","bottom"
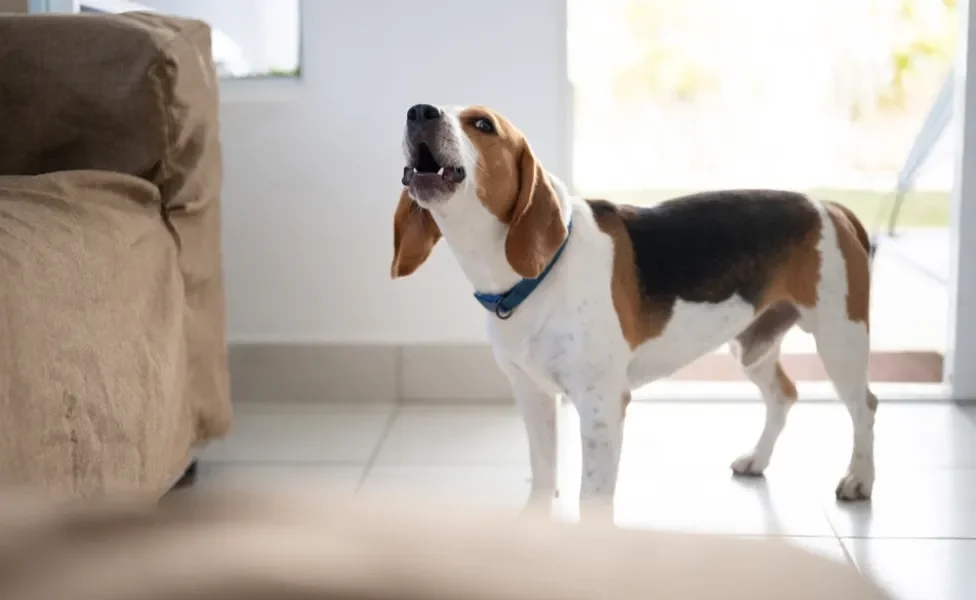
{"left": 570, "top": 382, "right": 625, "bottom": 523}
{"left": 506, "top": 374, "right": 559, "bottom": 516}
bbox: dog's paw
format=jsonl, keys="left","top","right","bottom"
{"left": 835, "top": 471, "right": 873, "bottom": 502}
{"left": 730, "top": 454, "right": 768, "bottom": 477}
{"left": 520, "top": 491, "right": 557, "bottom": 518}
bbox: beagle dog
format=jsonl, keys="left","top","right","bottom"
{"left": 392, "top": 104, "right": 876, "bottom": 520}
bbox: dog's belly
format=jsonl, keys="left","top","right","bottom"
{"left": 627, "top": 296, "right": 757, "bottom": 387}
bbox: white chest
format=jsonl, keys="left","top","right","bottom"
{"left": 486, "top": 217, "right": 628, "bottom": 395}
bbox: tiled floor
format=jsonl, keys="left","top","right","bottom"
{"left": 198, "top": 401, "right": 976, "bottom": 600}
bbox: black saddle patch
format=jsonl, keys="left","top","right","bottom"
{"left": 587, "top": 190, "right": 820, "bottom": 308}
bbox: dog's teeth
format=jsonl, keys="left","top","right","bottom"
{"left": 437, "top": 167, "right": 445, "bottom": 176}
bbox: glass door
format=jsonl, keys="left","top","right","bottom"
{"left": 568, "top": 0, "right": 957, "bottom": 393}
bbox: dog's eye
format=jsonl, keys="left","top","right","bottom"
{"left": 472, "top": 118, "right": 495, "bottom": 134}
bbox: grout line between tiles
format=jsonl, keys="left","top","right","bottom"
{"left": 394, "top": 346, "right": 405, "bottom": 405}
{"left": 355, "top": 405, "right": 402, "bottom": 492}
{"left": 198, "top": 459, "right": 371, "bottom": 467}
{"left": 834, "top": 533, "right": 858, "bottom": 567}
{"left": 733, "top": 534, "right": 844, "bottom": 539}
{"left": 837, "top": 535, "right": 976, "bottom": 541}
{"left": 810, "top": 492, "right": 858, "bottom": 566}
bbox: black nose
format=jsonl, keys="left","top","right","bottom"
{"left": 406, "top": 103, "right": 442, "bottom": 124}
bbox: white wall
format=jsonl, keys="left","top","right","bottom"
{"left": 220, "top": 0, "right": 571, "bottom": 344}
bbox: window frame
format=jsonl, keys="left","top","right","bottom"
{"left": 29, "top": 0, "right": 303, "bottom": 103}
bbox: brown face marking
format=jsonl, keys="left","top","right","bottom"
{"left": 825, "top": 202, "right": 871, "bottom": 325}
{"left": 456, "top": 106, "right": 520, "bottom": 221}
{"left": 457, "top": 106, "right": 567, "bottom": 278}
{"left": 390, "top": 188, "right": 441, "bottom": 278}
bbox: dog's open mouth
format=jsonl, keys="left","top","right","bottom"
{"left": 402, "top": 143, "right": 466, "bottom": 186}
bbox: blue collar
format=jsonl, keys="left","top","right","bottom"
{"left": 473, "top": 219, "right": 573, "bottom": 320}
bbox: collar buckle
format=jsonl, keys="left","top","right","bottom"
{"left": 472, "top": 219, "right": 573, "bottom": 320}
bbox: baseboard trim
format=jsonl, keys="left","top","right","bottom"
{"left": 228, "top": 342, "right": 511, "bottom": 405}
{"left": 228, "top": 342, "right": 402, "bottom": 405}
{"left": 228, "top": 342, "right": 953, "bottom": 406}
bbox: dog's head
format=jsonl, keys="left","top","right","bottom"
{"left": 391, "top": 104, "right": 568, "bottom": 280}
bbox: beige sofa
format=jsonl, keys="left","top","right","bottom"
{"left": 0, "top": 12, "right": 231, "bottom": 499}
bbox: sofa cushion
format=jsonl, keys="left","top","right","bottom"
{"left": 0, "top": 14, "right": 172, "bottom": 178}
{"left": 0, "top": 171, "right": 192, "bottom": 497}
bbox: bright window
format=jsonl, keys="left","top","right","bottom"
{"left": 33, "top": 0, "right": 301, "bottom": 79}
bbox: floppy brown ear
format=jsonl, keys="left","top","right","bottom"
{"left": 504, "top": 144, "right": 567, "bottom": 278}
{"left": 391, "top": 188, "right": 441, "bottom": 278}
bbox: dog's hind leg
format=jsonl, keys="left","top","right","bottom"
{"left": 814, "top": 314, "right": 876, "bottom": 501}
{"left": 810, "top": 200, "right": 877, "bottom": 501}
{"left": 730, "top": 302, "right": 801, "bottom": 477}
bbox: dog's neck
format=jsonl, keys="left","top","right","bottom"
{"left": 427, "top": 172, "right": 573, "bottom": 296}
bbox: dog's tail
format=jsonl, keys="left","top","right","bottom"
{"left": 827, "top": 201, "right": 875, "bottom": 265}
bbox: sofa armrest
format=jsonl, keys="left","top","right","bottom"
{"left": 0, "top": 12, "right": 231, "bottom": 442}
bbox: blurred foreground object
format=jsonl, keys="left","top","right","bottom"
{"left": 0, "top": 487, "right": 891, "bottom": 600}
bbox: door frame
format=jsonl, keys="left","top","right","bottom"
{"left": 945, "top": 0, "right": 976, "bottom": 401}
